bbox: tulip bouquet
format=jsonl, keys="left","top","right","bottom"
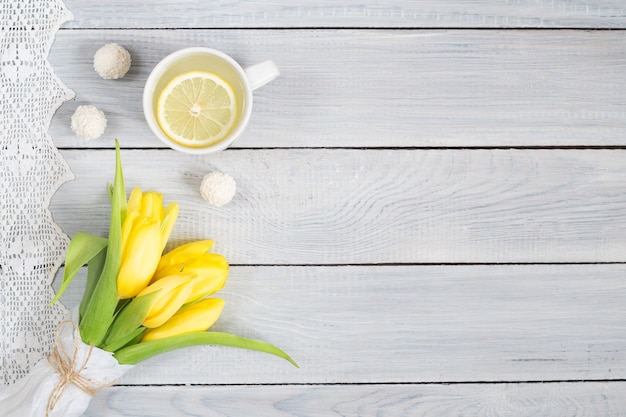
{"left": 0, "top": 141, "right": 296, "bottom": 417}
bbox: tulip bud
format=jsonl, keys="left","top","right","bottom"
{"left": 141, "top": 298, "right": 225, "bottom": 342}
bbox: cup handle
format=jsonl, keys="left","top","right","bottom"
{"left": 244, "top": 60, "right": 280, "bottom": 91}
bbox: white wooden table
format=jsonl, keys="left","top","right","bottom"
{"left": 46, "top": 1, "right": 626, "bottom": 415}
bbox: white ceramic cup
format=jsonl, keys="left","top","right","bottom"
{"left": 143, "top": 47, "right": 279, "bottom": 154}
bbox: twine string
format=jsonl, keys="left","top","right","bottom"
{"left": 45, "top": 321, "right": 112, "bottom": 417}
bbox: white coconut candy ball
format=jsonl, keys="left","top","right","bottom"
{"left": 93, "top": 43, "right": 131, "bottom": 79}
{"left": 200, "top": 171, "right": 237, "bottom": 207}
{"left": 70, "top": 105, "right": 107, "bottom": 140}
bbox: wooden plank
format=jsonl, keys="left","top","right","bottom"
{"left": 61, "top": 1, "right": 626, "bottom": 29}
{"left": 51, "top": 149, "right": 626, "bottom": 264}
{"left": 84, "top": 382, "right": 626, "bottom": 417}
{"left": 53, "top": 264, "right": 626, "bottom": 384}
{"left": 49, "top": 30, "right": 626, "bottom": 148}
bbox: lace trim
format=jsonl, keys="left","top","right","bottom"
{"left": 0, "top": 0, "right": 75, "bottom": 385}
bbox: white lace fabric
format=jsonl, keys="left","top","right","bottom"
{"left": 0, "top": 0, "right": 74, "bottom": 385}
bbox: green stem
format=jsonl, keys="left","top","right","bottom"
{"left": 79, "top": 140, "right": 126, "bottom": 346}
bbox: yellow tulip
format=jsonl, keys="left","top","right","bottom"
{"left": 117, "top": 187, "right": 179, "bottom": 299}
{"left": 141, "top": 298, "right": 225, "bottom": 342}
{"left": 153, "top": 253, "right": 228, "bottom": 304}
{"left": 138, "top": 274, "right": 196, "bottom": 328}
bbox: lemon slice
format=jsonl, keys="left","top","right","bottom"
{"left": 157, "top": 71, "right": 237, "bottom": 147}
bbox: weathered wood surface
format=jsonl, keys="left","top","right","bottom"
{"left": 51, "top": 149, "right": 626, "bottom": 264}
{"left": 49, "top": 29, "right": 626, "bottom": 148}
{"left": 82, "top": 382, "right": 626, "bottom": 417}
{"left": 61, "top": 0, "right": 626, "bottom": 29}
{"left": 53, "top": 264, "right": 626, "bottom": 385}
{"left": 35, "top": 1, "right": 626, "bottom": 416}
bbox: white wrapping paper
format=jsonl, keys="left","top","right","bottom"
{"left": 0, "top": 315, "right": 133, "bottom": 417}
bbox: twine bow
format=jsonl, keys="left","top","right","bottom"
{"left": 45, "top": 321, "right": 112, "bottom": 417}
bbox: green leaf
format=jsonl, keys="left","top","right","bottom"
{"left": 114, "top": 298, "right": 131, "bottom": 315}
{"left": 103, "top": 327, "right": 146, "bottom": 353}
{"left": 79, "top": 247, "right": 107, "bottom": 319}
{"left": 124, "top": 330, "right": 146, "bottom": 348}
{"left": 102, "top": 291, "right": 159, "bottom": 352}
{"left": 80, "top": 140, "right": 126, "bottom": 346}
{"left": 114, "top": 332, "right": 299, "bottom": 368}
{"left": 50, "top": 232, "right": 108, "bottom": 305}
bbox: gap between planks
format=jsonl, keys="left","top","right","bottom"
{"left": 114, "top": 378, "right": 626, "bottom": 387}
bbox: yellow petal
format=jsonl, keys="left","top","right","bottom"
{"left": 120, "top": 211, "right": 139, "bottom": 259}
{"left": 160, "top": 202, "right": 179, "bottom": 251}
{"left": 152, "top": 264, "right": 184, "bottom": 281}
{"left": 142, "top": 191, "right": 164, "bottom": 220}
{"left": 153, "top": 252, "right": 227, "bottom": 281}
{"left": 127, "top": 187, "right": 143, "bottom": 214}
{"left": 194, "top": 253, "right": 228, "bottom": 269}
{"left": 139, "top": 274, "right": 195, "bottom": 328}
{"left": 186, "top": 271, "right": 227, "bottom": 303}
{"left": 142, "top": 298, "right": 225, "bottom": 342}
{"left": 139, "top": 273, "right": 193, "bottom": 296}
{"left": 155, "top": 240, "right": 214, "bottom": 274}
{"left": 117, "top": 217, "right": 162, "bottom": 299}
{"left": 184, "top": 255, "right": 229, "bottom": 303}
{"left": 145, "top": 276, "right": 187, "bottom": 313}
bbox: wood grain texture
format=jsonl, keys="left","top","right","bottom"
{"left": 11, "top": 0, "right": 626, "bottom": 413}
{"left": 54, "top": 264, "right": 626, "bottom": 384}
{"left": 82, "top": 382, "right": 626, "bottom": 417}
{"left": 51, "top": 149, "right": 626, "bottom": 264}
{"left": 60, "top": 1, "right": 626, "bottom": 29}
{"left": 49, "top": 30, "right": 626, "bottom": 148}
